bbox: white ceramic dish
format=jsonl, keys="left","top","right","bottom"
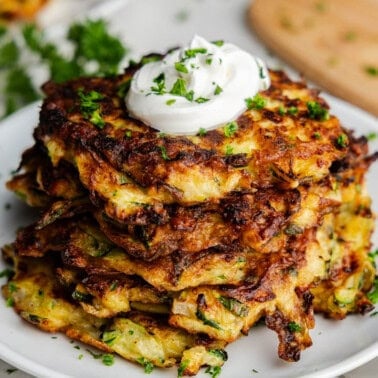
{"left": 0, "top": 0, "right": 377, "bottom": 377}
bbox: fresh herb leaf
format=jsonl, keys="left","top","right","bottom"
{"left": 72, "top": 290, "right": 92, "bottom": 303}
{"left": 159, "top": 146, "right": 170, "bottom": 161}
{"left": 336, "top": 134, "right": 348, "bottom": 148}
{"left": 174, "top": 61, "right": 188, "bottom": 73}
{"left": 78, "top": 89, "right": 105, "bottom": 129}
{"left": 0, "top": 268, "right": 14, "bottom": 279}
{"left": 225, "top": 145, "right": 234, "bottom": 156}
{"left": 245, "top": 94, "right": 266, "bottom": 110}
{"left": 166, "top": 98, "right": 176, "bottom": 105}
{"left": 184, "top": 48, "right": 207, "bottom": 59}
{"left": 209, "top": 349, "right": 228, "bottom": 361}
{"left": 212, "top": 40, "right": 224, "bottom": 47}
{"left": 287, "top": 321, "right": 302, "bottom": 332}
{"left": 178, "top": 360, "right": 189, "bottom": 377}
{"left": 365, "top": 66, "right": 378, "bottom": 76}
{"left": 307, "top": 101, "right": 329, "bottom": 121}
{"left": 195, "top": 97, "right": 209, "bottom": 103}
{"left": 151, "top": 72, "right": 166, "bottom": 94}
{"left": 224, "top": 121, "right": 238, "bottom": 137}
{"left": 214, "top": 85, "right": 223, "bottom": 95}
{"left": 0, "top": 40, "right": 19, "bottom": 68}
{"left": 102, "top": 354, "right": 115, "bottom": 366}
{"left": 367, "top": 277, "right": 378, "bottom": 304}
{"left": 205, "top": 365, "right": 222, "bottom": 378}
{"left": 198, "top": 128, "right": 207, "bottom": 136}
{"left": 170, "top": 77, "right": 187, "bottom": 97}
{"left": 137, "top": 357, "right": 154, "bottom": 374}
{"left": 68, "top": 19, "right": 126, "bottom": 76}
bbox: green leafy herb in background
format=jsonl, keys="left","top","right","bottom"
{"left": 0, "top": 19, "right": 128, "bottom": 119}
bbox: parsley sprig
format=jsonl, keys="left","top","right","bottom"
{"left": 0, "top": 19, "right": 128, "bottom": 119}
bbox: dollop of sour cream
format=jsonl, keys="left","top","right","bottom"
{"left": 126, "top": 35, "right": 270, "bottom": 134}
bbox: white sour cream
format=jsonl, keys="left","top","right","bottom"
{"left": 126, "top": 35, "right": 270, "bottom": 134}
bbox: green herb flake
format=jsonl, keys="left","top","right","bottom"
{"left": 102, "top": 354, "right": 115, "bottom": 366}
{"left": 366, "top": 132, "right": 378, "bottom": 141}
{"left": 151, "top": 72, "right": 166, "bottom": 95}
{"left": 287, "top": 106, "right": 298, "bottom": 115}
{"left": 178, "top": 360, "right": 190, "bottom": 377}
{"left": 224, "top": 121, "right": 238, "bottom": 137}
{"left": 125, "top": 130, "right": 132, "bottom": 138}
{"left": 184, "top": 48, "right": 207, "bottom": 59}
{"left": 245, "top": 94, "right": 266, "bottom": 110}
{"left": 6, "top": 297, "right": 14, "bottom": 307}
{"left": 8, "top": 282, "right": 17, "bottom": 293}
{"left": 367, "top": 277, "right": 378, "bottom": 304}
{"left": 252, "top": 368, "right": 259, "bottom": 373}
{"left": 166, "top": 98, "right": 176, "bottom": 106}
{"left": 195, "top": 97, "right": 209, "bottom": 104}
{"left": 137, "top": 357, "right": 154, "bottom": 374}
{"left": 205, "top": 365, "right": 222, "bottom": 378}
{"left": 78, "top": 89, "right": 105, "bottom": 128}
{"left": 0, "top": 268, "right": 13, "bottom": 279}
{"left": 206, "top": 57, "right": 213, "bottom": 65}
{"left": 198, "top": 128, "right": 207, "bottom": 136}
{"left": 370, "top": 311, "right": 378, "bottom": 317}
{"left": 306, "top": 101, "right": 329, "bottom": 121}
{"left": 175, "top": 61, "right": 188, "bottom": 74}
{"left": 214, "top": 85, "right": 223, "bottom": 95}
{"left": 78, "top": 354, "right": 84, "bottom": 360}
{"left": 365, "top": 66, "right": 378, "bottom": 76}
{"left": 287, "top": 321, "right": 302, "bottom": 333}
{"left": 212, "top": 40, "right": 224, "bottom": 47}
{"left": 225, "top": 145, "right": 234, "bottom": 156}
{"left": 313, "top": 132, "right": 321, "bottom": 139}
{"left": 159, "top": 146, "right": 170, "bottom": 161}
{"left": 336, "top": 134, "right": 348, "bottom": 148}
{"left": 170, "top": 77, "right": 188, "bottom": 97}
{"left": 209, "top": 349, "right": 228, "bottom": 361}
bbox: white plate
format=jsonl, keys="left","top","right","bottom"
{"left": 0, "top": 0, "right": 378, "bottom": 377}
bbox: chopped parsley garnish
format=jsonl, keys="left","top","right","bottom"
{"left": 212, "top": 40, "right": 224, "bottom": 47}
{"left": 365, "top": 66, "right": 378, "bottom": 76}
{"left": 198, "top": 128, "right": 207, "bottom": 136}
{"left": 6, "top": 297, "right": 14, "bottom": 307}
{"left": 166, "top": 98, "right": 176, "bottom": 106}
{"left": 137, "top": 357, "right": 154, "bottom": 374}
{"left": 225, "top": 145, "right": 234, "bottom": 156}
{"left": 287, "top": 321, "right": 302, "bottom": 332}
{"left": 367, "top": 277, "right": 378, "bottom": 304}
{"left": 102, "top": 354, "right": 115, "bottom": 366}
{"left": 178, "top": 360, "right": 190, "bottom": 377}
{"left": 336, "top": 134, "right": 348, "bottom": 148}
{"left": 366, "top": 132, "right": 378, "bottom": 141}
{"left": 151, "top": 72, "right": 166, "bottom": 95}
{"left": 209, "top": 349, "right": 228, "bottom": 361}
{"left": 287, "top": 106, "right": 298, "bottom": 115}
{"left": 206, "top": 57, "right": 213, "bottom": 65}
{"left": 223, "top": 121, "right": 238, "bottom": 137}
{"left": 214, "top": 84, "right": 223, "bottom": 95}
{"left": 245, "top": 94, "right": 266, "bottom": 110}
{"left": 77, "top": 89, "right": 105, "bottom": 129}
{"left": 306, "top": 101, "right": 329, "bottom": 121}
{"left": 159, "top": 146, "right": 170, "bottom": 160}
{"left": 175, "top": 61, "right": 188, "bottom": 74}
{"left": 0, "top": 268, "right": 13, "bottom": 279}
{"left": 313, "top": 132, "right": 321, "bottom": 139}
{"left": 170, "top": 77, "right": 188, "bottom": 96}
{"left": 205, "top": 365, "right": 222, "bottom": 378}
{"left": 195, "top": 97, "right": 210, "bottom": 104}
{"left": 184, "top": 47, "right": 207, "bottom": 59}
{"left": 368, "top": 249, "right": 378, "bottom": 265}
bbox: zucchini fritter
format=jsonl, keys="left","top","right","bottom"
{"left": 1, "top": 61, "right": 376, "bottom": 376}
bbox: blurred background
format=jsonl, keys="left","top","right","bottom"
{"left": 0, "top": 0, "right": 377, "bottom": 377}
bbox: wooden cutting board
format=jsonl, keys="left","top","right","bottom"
{"left": 248, "top": 0, "right": 378, "bottom": 116}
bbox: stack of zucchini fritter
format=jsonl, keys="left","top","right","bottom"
{"left": 2, "top": 62, "right": 377, "bottom": 375}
